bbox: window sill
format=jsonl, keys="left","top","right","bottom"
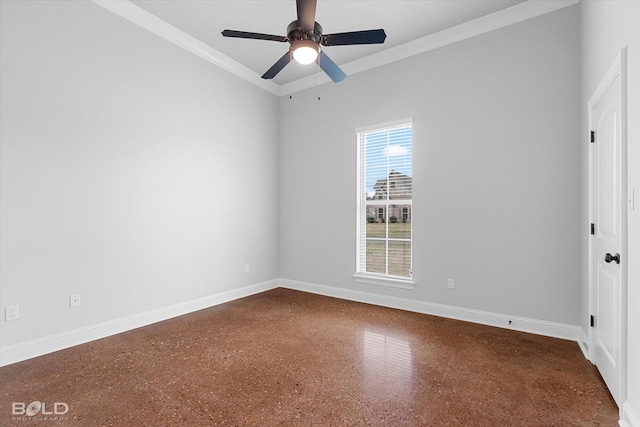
{"left": 353, "top": 273, "right": 416, "bottom": 290}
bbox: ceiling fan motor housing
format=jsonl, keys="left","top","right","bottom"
{"left": 287, "top": 20, "right": 323, "bottom": 45}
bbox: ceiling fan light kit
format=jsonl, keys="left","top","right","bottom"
{"left": 292, "top": 40, "right": 319, "bottom": 65}
{"left": 221, "top": 0, "right": 386, "bottom": 83}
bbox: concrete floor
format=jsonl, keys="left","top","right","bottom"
{"left": 0, "top": 288, "right": 618, "bottom": 426}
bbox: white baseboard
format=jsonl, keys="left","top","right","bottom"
{"left": 0, "top": 278, "right": 584, "bottom": 367}
{"left": 0, "top": 279, "right": 279, "bottom": 367}
{"left": 621, "top": 401, "right": 640, "bottom": 427}
{"left": 279, "top": 278, "right": 580, "bottom": 341}
{"left": 578, "top": 327, "right": 591, "bottom": 361}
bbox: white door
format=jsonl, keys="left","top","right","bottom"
{"left": 590, "top": 54, "right": 624, "bottom": 407}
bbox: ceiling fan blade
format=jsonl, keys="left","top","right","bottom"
{"left": 321, "top": 29, "right": 387, "bottom": 46}
{"left": 317, "top": 51, "right": 346, "bottom": 83}
{"left": 296, "top": 0, "right": 317, "bottom": 31}
{"left": 222, "top": 30, "right": 287, "bottom": 42}
{"left": 261, "top": 51, "right": 292, "bottom": 79}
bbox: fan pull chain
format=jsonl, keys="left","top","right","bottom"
{"left": 317, "top": 53, "right": 321, "bottom": 101}
{"left": 289, "top": 51, "right": 293, "bottom": 99}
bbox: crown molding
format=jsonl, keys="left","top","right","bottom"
{"left": 279, "top": 0, "right": 580, "bottom": 95}
{"left": 92, "top": 0, "right": 579, "bottom": 98}
{"left": 91, "top": 0, "right": 280, "bottom": 96}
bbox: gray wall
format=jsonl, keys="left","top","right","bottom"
{"left": 580, "top": 0, "right": 640, "bottom": 419}
{"left": 279, "top": 6, "right": 581, "bottom": 325}
{"left": 3, "top": 0, "right": 637, "bottom": 419}
{"left": 11, "top": 2, "right": 636, "bottom": 405}
{"left": 0, "top": 1, "right": 279, "bottom": 347}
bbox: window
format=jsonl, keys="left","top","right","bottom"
{"left": 355, "top": 119, "right": 413, "bottom": 287}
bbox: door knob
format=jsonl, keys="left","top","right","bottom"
{"left": 604, "top": 253, "right": 620, "bottom": 264}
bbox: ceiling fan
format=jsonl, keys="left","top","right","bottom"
{"left": 221, "top": 0, "right": 386, "bottom": 82}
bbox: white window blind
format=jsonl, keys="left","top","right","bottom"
{"left": 356, "top": 120, "right": 413, "bottom": 282}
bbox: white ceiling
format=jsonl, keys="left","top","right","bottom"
{"left": 129, "top": 0, "right": 527, "bottom": 85}
{"left": 96, "top": 0, "right": 578, "bottom": 93}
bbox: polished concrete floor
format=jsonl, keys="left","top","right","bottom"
{"left": 0, "top": 288, "right": 617, "bottom": 426}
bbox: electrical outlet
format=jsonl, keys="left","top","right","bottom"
{"left": 448, "top": 278, "right": 454, "bottom": 289}
{"left": 69, "top": 294, "right": 81, "bottom": 308}
{"left": 245, "top": 264, "right": 250, "bottom": 274}
{"left": 5, "top": 305, "right": 19, "bottom": 321}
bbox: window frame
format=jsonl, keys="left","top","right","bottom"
{"left": 354, "top": 118, "right": 415, "bottom": 289}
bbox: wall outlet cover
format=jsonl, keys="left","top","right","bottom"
{"left": 69, "top": 294, "right": 81, "bottom": 308}
{"left": 5, "top": 305, "right": 19, "bottom": 321}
